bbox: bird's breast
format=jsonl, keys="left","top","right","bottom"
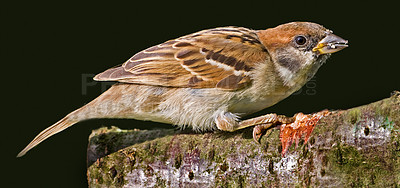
{"left": 228, "top": 90, "right": 292, "bottom": 115}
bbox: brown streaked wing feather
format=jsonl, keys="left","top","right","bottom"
{"left": 216, "top": 75, "right": 250, "bottom": 90}
{"left": 94, "top": 27, "right": 269, "bottom": 90}
{"left": 93, "top": 66, "right": 134, "bottom": 81}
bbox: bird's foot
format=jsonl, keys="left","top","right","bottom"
{"left": 252, "top": 123, "right": 275, "bottom": 143}
{"left": 279, "top": 110, "right": 331, "bottom": 156}
{"left": 250, "top": 114, "right": 295, "bottom": 143}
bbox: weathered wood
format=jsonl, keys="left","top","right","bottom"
{"left": 87, "top": 92, "right": 400, "bottom": 187}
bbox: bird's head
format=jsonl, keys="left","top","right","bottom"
{"left": 257, "top": 22, "right": 348, "bottom": 86}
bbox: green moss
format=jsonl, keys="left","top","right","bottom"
{"left": 326, "top": 142, "right": 398, "bottom": 187}
{"left": 381, "top": 117, "right": 395, "bottom": 130}
{"left": 347, "top": 108, "right": 361, "bottom": 124}
{"left": 155, "top": 176, "right": 167, "bottom": 187}
{"left": 219, "top": 162, "right": 229, "bottom": 172}
{"left": 88, "top": 153, "right": 127, "bottom": 187}
{"left": 391, "top": 135, "right": 400, "bottom": 186}
{"left": 374, "top": 94, "right": 400, "bottom": 127}
{"left": 207, "top": 148, "right": 215, "bottom": 161}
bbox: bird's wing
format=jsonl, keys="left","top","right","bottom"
{"left": 94, "top": 27, "right": 269, "bottom": 90}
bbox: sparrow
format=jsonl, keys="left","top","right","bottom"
{"left": 17, "top": 22, "right": 348, "bottom": 157}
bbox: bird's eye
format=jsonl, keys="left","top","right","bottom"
{"left": 295, "top": 36, "right": 307, "bottom": 45}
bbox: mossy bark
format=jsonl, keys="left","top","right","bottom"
{"left": 87, "top": 92, "right": 400, "bottom": 187}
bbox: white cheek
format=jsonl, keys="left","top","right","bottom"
{"left": 275, "top": 64, "right": 295, "bottom": 86}
{"left": 302, "top": 51, "right": 316, "bottom": 66}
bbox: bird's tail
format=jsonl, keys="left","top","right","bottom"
{"left": 17, "top": 84, "right": 136, "bottom": 157}
{"left": 17, "top": 111, "right": 80, "bottom": 157}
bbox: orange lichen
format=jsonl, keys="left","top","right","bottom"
{"left": 279, "top": 110, "right": 330, "bottom": 156}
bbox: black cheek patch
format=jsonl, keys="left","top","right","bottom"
{"left": 276, "top": 55, "right": 301, "bottom": 72}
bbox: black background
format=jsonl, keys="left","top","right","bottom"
{"left": 2, "top": 1, "right": 399, "bottom": 187}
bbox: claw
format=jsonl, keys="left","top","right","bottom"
{"left": 252, "top": 123, "right": 277, "bottom": 143}
{"left": 251, "top": 114, "right": 295, "bottom": 143}
{"left": 252, "top": 124, "right": 264, "bottom": 143}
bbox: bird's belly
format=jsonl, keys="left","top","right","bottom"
{"left": 229, "top": 93, "right": 291, "bottom": 115}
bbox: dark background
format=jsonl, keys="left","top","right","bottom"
{"left": 2, "top": 1, "right": 399, "bottom": 187}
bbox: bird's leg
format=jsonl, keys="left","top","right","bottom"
{"left": 239, "top": 114, "right": 295, "bottom": 142}
{"left": 216, "top": 113, "right": 295, "bottom": 142}
{"left": 216, "top": 110, "right": 331, "bottom": 156}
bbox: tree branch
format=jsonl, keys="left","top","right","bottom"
{"left": 87, "top": 91, "right": 400, "bottom": 187}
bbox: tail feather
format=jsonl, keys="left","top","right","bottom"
{"left": 17, "top": 116, "right": 78, "bottom": 157}
{"left": 17, "top": 84, "right": 133, "bottom": 157}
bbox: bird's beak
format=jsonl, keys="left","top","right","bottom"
{"left": 312, "top": 34, "right": 348, "bottom": 54}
